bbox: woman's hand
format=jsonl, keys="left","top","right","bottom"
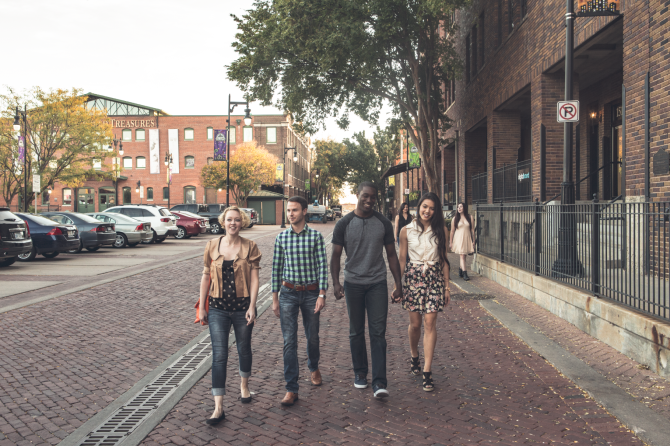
{"left": 391, "top": 287, "right": 402, "bottom": 304}
{"left": 198, "top": 306, "right": 208, "bottom": 325}
{"left": 444, "top": 287, "right": 451, "bottom": 307}
{"left": 246, "top": 307, "right": 256, "bottom": 325}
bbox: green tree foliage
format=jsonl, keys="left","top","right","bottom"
{"left": 310, "top": 139, "right": 347, "bottom": 205}
{"left": 0, "top": 87, "right": 114, "bottom": 207}
{"left": 228, "top": 0, "right": 466, "bottom": 193}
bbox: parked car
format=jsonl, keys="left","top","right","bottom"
{"left": 87, "top": 212, "right": 153, "bottom": 248}
{"left": 171, "top": 211, "right": 208, "bottom": 239}
{"left": 14, "top": 213, "right": 80, "bottom": 261}
{"left": 326, "top": 209, "right": 335, "bottom": 221}
{"left": 170, "top": 204, "right": 225, "bottom": 234}
{"left": 240, "top": 208, "right": 258, "bottom": 228}
{"left": 0, "top": 207, "right": 33, "bottom": 267}
{"left": 331, "top": 206, "right": 342, "bottom": 218}
{"left": 42, "top": 212, "right": 116, "bottom": 253}
{"left": 104, "top": 205, "right": 178, "bottom": 243}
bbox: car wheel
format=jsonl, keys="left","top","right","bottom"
{"left": 128, "top": 242, "right": 139, "bottom": 247}
{"left": 142, "top": 230, "right": 157, "bottom": 244}
{"left": 155, "top": 237, "right": 166, "bottom": 244}
{"left": 86, "top": 247, "right": 100, "bottom": 252}
{"left": 248, "top": 224, "right": 254, "bottom": 228}
{"left": 17, "top": 247, "right": 37, "bottom": 261}
{"left": 67, "top": 240, "right": 83, "bottom": 253}
{"left": 0, "top": 257, "right": 17, "bottom": 267}
{"left": 113, "top": 233, "right": 128, "bottom": 248}
{"left": 175, "top": 226, "right": 186, "bottom": 239}
{"left": 210, "top": 222, "right": 222, "bottom": 234}
{"left": 43, "top": 252, "right": 60, "bottom": 258}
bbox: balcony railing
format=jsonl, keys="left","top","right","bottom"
{"left": 493, "top": 160, "right": 532, "bottom": 203}
{"left": 472, "top": 173, "right": 488, "bottom": 204}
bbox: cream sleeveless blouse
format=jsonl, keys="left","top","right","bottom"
{"left": 405, "top": 221, "right": 440, "bottom": 272}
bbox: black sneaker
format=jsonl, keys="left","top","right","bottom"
{"left": 372, "top": 383, "right": 389, "bottom": 398}
{"left": 354, "top": 374, "right": 368, "bottom": 389}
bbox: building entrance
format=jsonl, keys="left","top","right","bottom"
{"left": 611, "top": 103, "right": 623, "bottom": 199}
{"left": 76, "top": 188, "right": 95, "bottom": 213}
{"left": 99, "top": 187, "right": 116, "bottom": 211}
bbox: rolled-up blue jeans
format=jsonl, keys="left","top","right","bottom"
{"left": 208, "top": 307, "right": 253, "bottom": 396}
{"left": 344, "top": 280, "right": 388, "bottom": 388}
{"left": 279, "top": 285, "right": 320, "bottom": 392}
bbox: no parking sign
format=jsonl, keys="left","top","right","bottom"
{"left": 557, "top": 101, "right": 580, "bottom": 123}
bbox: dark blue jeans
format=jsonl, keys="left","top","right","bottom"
{"left": 208, "top": 308, "right": 253, "bottom": 396}
{"left": 279, "top": 286, "right": 320, "bottom": 392}
{"left": 344, "top": 280, "right": 388, "bottom": 388}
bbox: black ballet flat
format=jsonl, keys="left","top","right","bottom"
{"left": 205, "top": 411, "right": 225, "bottom": 425}
{"left": 240, "top": 395, "right": 252, "bottom": 404}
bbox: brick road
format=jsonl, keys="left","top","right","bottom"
{"left": 139, "top": 241, "right": 642, "bottom": 445}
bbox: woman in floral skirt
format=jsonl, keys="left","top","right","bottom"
{"left": 396, "top": 192, "right": 451, "bottom": 391}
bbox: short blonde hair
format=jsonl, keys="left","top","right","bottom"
{"left": 218, "top": 206, "right": 250, "bottom": 229}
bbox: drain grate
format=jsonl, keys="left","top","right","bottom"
{"left": 451, "top": 293, "right": 495, "bottom": 300}
{"left": 77, "top": 283, "right": 272, "bottom": 445}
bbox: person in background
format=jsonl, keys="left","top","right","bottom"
{"left": 331, "top": 182, "right": 402, "bottom": 399}
{"left": 271, "top": 196, "right": 328, "bottom": 407}
{"left": 449, "top": 202, "right": 475, "bottom": 281}
{"left": 397, "top": 192, "right": 450, "bottom": 392}
{"left": 198, "top": 206, "right": 261, "bottom": 425}
{"left": 394, "top": 202, "right": 413, "bottom": 246}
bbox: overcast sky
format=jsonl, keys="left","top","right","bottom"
{"left": 2, "top": 0, "right": 387, "bottom": 143}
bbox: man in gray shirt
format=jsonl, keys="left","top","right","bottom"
{"left": 331, "top": 182, "right": 402, "bottom": 398}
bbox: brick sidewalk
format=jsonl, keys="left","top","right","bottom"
{"left": 0, "top": 224, "right": 307, "bottom": 446}
{"left": 140, "top": 253, "right": 641, "bottom": 445}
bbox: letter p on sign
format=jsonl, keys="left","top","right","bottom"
{"left": 557, "top": 101, "right": 580, "bottom": 123}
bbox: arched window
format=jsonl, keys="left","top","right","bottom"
{"left": 123, "top": 156, "right": 133, "bottom": 169}
{"left": 136, "top": 129, "right": 145, "bottom": 141}
{"left": 184, "top": 186, "right": 197, "bottom": 204}
{"left": 63, "top": 188, "right": 72, "bottom": 206}
{"left": 136, "top": 156, "right": 146, "bottom": 169}
{"left": 122, "top": 187, "right": 131, "bottom": 204}
{"left": 147, "top": 187, "right": 154, "bottom": 201}
{"left": 122, "top": 129, "right": 132, "bottom": 141}
{"left": 243, "top": 126, "right": 253, "bottom": 142}
{"left": 185, "top": 155, "right": 195, "bottom": 169}
{"left": 184, "top": 128, "right": 194, "bottom": 140}
{"left": 163, "top": 187, "right": 169, "bottom": 200}
{"left": 207, "top": 127, "right": 214, "bottom": 140}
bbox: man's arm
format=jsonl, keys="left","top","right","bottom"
{"left": 385, "top": 243, "right": 402, "bottom": 301}
{"left": 314, "top": 233, "right": 328, "bottom": 313}
{"left": 271, "top": 236, "right": 284, "bottom": 317}
{"left": 330, "top": 244, "right": 345, "bottom": 300}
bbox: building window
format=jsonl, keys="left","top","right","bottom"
{"left": 63, "top": 188, "right": 72, "bottom": 206}
{"left": 471, "top": 24, "right": 478, "bottom": 76}
{"left": 184, "top": 186, "right": 196, "bottom": 204}
{"left": 184, "top": 128, "right": 194, "bottom": 140}
{"left": 122, "top": 187, "right": 131, "bottom": 204}
{"left": 479, "top": 12, "right": 485, "bottom": 67}
{"left": 147, "top": 187, "right": 154, "bottom": 201}
{"left": 185, "top": 155, "right": 195, "bottom": 169}
{"left": 207, "top": 127, "right": 213, "bottom": 140}
{"left": 508, "top": 0, "right": 514, "bottom": 33}
{"left": 243, "top": 126, "right": 252, "bottom": 142}
{"left": 498, "top": 0, "right": 503, "bottom": 46}
{"left": 136, "top": 129, "right": 145, "bottom": 141}
{"left": 42, "top": 190, "right": 50, "bottom": 205}
{"left": 228, "top": 127, "right": 236, "bottom": 144}
{"left": 521, "top": 0, "right": 528, "bottom": 18}
{"left": 122, "top": 129, "right": 132, "bottom": 141}
{"left": 163, "top": 187, "right": 169, "bottom": 200}
{"left": 465, "top": 34, "right": 471, "bottom": 83}
{"left": 267, "top": 127, "right": 277, "bottom": 144}
{"left": 123, "top": 156, "right": 133, "bottom": 169}
{"left": 93, "top": 158, "right": 102, "bottom": 170}
{"left": 136, "top": 156, "right": 146, "bottom": 169}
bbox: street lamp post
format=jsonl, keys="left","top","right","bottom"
{"left": 164, "top": 153, "right": 173, "bottom": 208}
{"left": 226, "top": 95, "right": 252, "bottom": 208}
{"left": 13, "top": 106, "right": 28, "bottom": 212}
{"left": 136, "top": 181, "right": 142, "bottom": 204}
{"left": 281, "top": 146, "right": 298, "bottom": 228}
{"left": 109, "top": 136, "right": 123, "bottom": 205}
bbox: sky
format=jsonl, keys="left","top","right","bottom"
{"left": 2, "top": 0, "right": 388, "bottom": 143}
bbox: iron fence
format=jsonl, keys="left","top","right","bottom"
{"left": 476, "top": 200, "right": 670, "bottom": 322}
{"left": 472, "top": 173, "right": 487, "bottom": 204}
{"left": 444, "top": 181, "right": 456, "bottom": 206}
{"left": 492, "top": 160, "right": 532, "bottom": 203}
{"left": 1, "top": 204, "right": 61, "bottom": 213}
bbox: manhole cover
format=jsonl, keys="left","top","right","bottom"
{"left": 451, "top": 294, "right": 495, "bottom": 300}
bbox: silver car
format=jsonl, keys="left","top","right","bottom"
{"left": 87, "top": 212, "right": 153, "bottom": 248}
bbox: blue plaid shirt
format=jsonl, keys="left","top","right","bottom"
{"left": 271, "top": 224, "right": 328, "bottom": 293}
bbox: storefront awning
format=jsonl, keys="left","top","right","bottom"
{"left": 381, "top": 162, "right": 408, "bottom": 179}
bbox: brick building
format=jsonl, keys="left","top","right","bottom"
{"left": 32, "top": 93, "right": 310, "bottom": 213}
{"left": 391, "top": 0, "right": 670, "bottom": 208}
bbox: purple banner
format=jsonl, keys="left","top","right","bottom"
{"left": 18, "top": 136, "right": 25, "bottom": 163}
{"left": 214, "top": 129, "right": 227, "bottom": 161}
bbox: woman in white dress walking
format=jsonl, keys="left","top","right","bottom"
{"left": 449, "top": 202, "right": 475, "bottom": 281}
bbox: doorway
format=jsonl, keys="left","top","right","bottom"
{"left": 589, "top": 123, "right": 599, "bottom": 198}
{"left": 99, "top": 187, "right": 116, "bottom": 211}
{"left": 610, "top": 102, "right": 623, "bottom": 199}
{"left": 76, "top": 188, "right": 95, "bottom": 213}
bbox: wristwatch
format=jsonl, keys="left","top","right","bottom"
{"left": 318, "top": 294, "right": 326, "bottom": 299}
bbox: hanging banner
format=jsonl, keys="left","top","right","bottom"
{"left": 577, "top": 0, "right": 620, "bottom": 15}
{"left": 388, "top": 176, "right": 395, "bottom": 186}
{"left": 408, "top": 143, "right": 421, "bottom": 168}
{"left": 305, "top": 179, "right": 310, "bottom": 191}
{"left": 149, "top": 129, "right": 160, "bottom": 174}
{"left": 168, "top": 129, "right": 179, "bottom": 174}
{"left": 275, "top": 163, "right": 284, "bottom": 181}
{"left": 214, "top": 129, "right": 227, "bottom": 161}
{"left": 18, "top": 136, "right": 25, "bottom": 163}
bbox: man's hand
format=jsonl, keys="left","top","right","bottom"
{"left": 391, "top": 287, "right": 402, "bottom": 303}
{"left": 272, "top": 297, "right": 280, "bottom": 318}
{"left": 314, "top": 296, "right": 326, "bottom": 313}
{"left": 333, "top": 283, "right": 345, "bottom": 300}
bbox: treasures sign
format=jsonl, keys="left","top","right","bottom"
{"left": 111, "top": 119, "right": 157, "bottom": 128}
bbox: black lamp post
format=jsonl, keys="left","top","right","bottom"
{"left": 164, "top": 153, "right": 173, "bottom": 208}
{"left": 109, "top": 135, "right": 123, "bottom": 206}
{"left": 13, "top": 106, "right": 28, "bottom": 212}
{"left": 136, "top": 181, "right": 142, "bottom": 204}
{"left": 281, "top": 146, "right": 298, "bottom": 228}
{"left": 226, "top": 95, "right": 252, "bottom": 208}
{"left": 315, "top": 169, "right": 320, "bottom": 204}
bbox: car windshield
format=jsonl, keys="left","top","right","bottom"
{"left": 68, "top": 213, "right": 101, "bottom": 224}
{"left": 19, "top": 214, "right": 61, "bottom": 226}
{"left": 158, "top": 208, "right": 172, "bottom": 217}
{"left": 177, "top": 211, "right": 200, "bottom": 218}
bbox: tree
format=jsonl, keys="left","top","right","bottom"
{"left": 310, "top": 138, "right": 347, "bottom": 205}
{"left": 0, "top": 87, "right": 114, "bottom": 207}
{"left": 228, "top": 0, "right": 466, "bottom": 194}
{"left": 200, "top": 141, "right": 277, "bottom": 207}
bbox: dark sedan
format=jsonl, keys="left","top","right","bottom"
{"left": 42, "top": 212, "right": 116, "bottom": 253}
{"left": 14, "top": 213, "right": 80, "bottom": 261}
{"left": 0, "top": 207, "right": 33, "bottom": 267}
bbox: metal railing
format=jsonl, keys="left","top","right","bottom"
{"left": 492, "top": 159, "right": 532, "bottom": 203}
{"left": 472, "top": 173, "right": 487, "bottom": 204}
{"left": 476, "top": 200, "right": 670, "bottom": 322}
{"left": 443, "top": 181, "right": 456, "bottom": 206}
{"left": 2, "top": 204, "right": 61, "bottom": 213}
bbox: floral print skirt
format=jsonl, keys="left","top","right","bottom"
{"left": 402, "top": 263, "right": 445, "bottom": 314}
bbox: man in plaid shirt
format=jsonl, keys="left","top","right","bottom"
{"left": 271, "top": 196, "right": 328, "bottom": 406}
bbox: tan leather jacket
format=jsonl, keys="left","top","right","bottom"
{"left": 203, "top": 236, "right": 261, "bottom": 298}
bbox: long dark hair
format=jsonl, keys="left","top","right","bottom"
{"left": 415, "top": 192, "right": 449, "bottom": 267}
{"left": 399, "top": 202, "right": 412, "bottom": 221}
{"left": 452, "top": 201, "right": 472, "bottom": 230}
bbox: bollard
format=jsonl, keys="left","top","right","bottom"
{"left": 591, "top": 193, "right": 600, "bottom": 295}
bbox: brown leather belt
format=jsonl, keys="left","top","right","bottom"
{"left": 282, "top": 281, "right": 318, "bottom": 291}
